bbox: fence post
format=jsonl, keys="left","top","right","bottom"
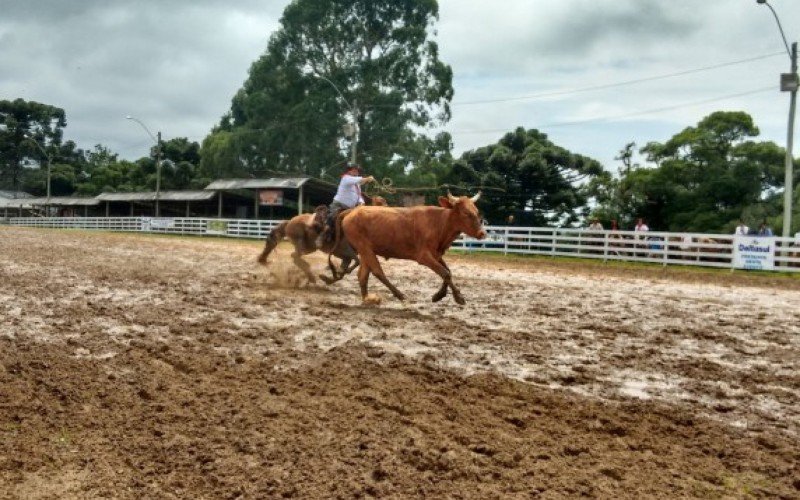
{"left": 503, "top": 227, "right": 508, "bottom": 255}
{"left": 603, "top": 231, "right": 609, "bottom": 262}
{"left": 662, "top": 235, "right": 668, "bottom": 267}
{"left": 551, "top": 229, "right": 557, "bottom": 257}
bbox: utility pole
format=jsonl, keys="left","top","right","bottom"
{"left": 126, "top": 116, "right": 163, "bottom": 217}
{"left": 350, "top": 100, "right": 359, "bottom": 165}
{"left": 24, "top": 135, "right": 52, "bottom": 215}
{"left": 757, "top": 0, "right": 799, "bottom": 238}
{"left": 318, "top": 75, "right": 359, "bottom": 166}
{"left": 783, "top": 42, "right": 797, "bottom": 238}
{"left": 155, "top": 131, "right": 162, "bottom": 217}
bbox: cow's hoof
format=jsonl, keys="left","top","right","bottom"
{"left": 318, "top": 274, "right": 336, "bottom": 285}
{"left": 453, "top": 293, "right": 466, "bottom": 305}
{"left": 363, "top": 293, "right": 383, "bottom": 306}
{"left": 431, "top": 290, "right": 447, "bottom": 302}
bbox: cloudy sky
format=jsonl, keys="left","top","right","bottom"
{"left": 2, "top": 0, "right": 798, "bottom": 173}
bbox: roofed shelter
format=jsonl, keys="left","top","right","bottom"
{"left": 0, "top": 191, "right": 34, "bottom": 218}
{"left": 26, "top": 196, "right": 100, "bottom": 217}
{"left": 204, "top": 177, "right": 336, "bottom": 218}
{"left": 96, "top": 191, "right": 220, "bottom": 217}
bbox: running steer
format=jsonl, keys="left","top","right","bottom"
{"left": 331, "top": 192, "right": 486, "bottom": 304}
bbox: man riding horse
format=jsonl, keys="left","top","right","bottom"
{"left": 316, "top": 163, "right": 377, "bottom": 274}
{"left": 256, "top": 163, "right": 379, "bottom": 284}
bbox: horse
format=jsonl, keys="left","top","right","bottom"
{"left": 256, "top": 196, "right": 388, "bottom": 284}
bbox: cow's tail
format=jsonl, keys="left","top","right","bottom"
{"left": 257, "top": 220, "right": 289, "bottom": 265}
{"left": 327, "top": 209, "right": 351, "bottom": 276}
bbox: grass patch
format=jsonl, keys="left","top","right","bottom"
{"left": 447, "top": 248, "right": 800, "bottom": 288}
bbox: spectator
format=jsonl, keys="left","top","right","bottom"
{"left": 758, "top": 221, "right": 773, "bottom": 237}
{"left": 734, "top": 220, "right": 749, "bottom": 235}
{"left": 634, "top": 218, "right": 649, "bottom": 257}
{"left": 588, "top": 218, "right": 603, "bottom": 231}
{"left": 506, "top": 214, "right": 515, "bottom": 225}
{"left": 608, "top": 219, "right": 623, "bottom": 255}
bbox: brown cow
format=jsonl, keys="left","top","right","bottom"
{"left": 256, "top": 196, "right": 388, "bottom": 283}
{"left": 330, "top": 192, "right": 486, "bottom": 305}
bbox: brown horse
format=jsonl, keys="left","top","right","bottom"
{"left": 256, "top": 196, "right": 387, "bottom": 284}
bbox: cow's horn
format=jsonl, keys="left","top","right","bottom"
{"left": 447, "top": 191, "right": 458, "bottom": 204}
{"left": 470, "top": 191, "right": 482, "bottom": 203}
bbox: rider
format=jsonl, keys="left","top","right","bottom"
{"left": 318, "top": 163, "right": 375, "bottom": 248}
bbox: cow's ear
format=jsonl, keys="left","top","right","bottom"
{"left": 438, "top": 196, "right": 452, "bottom": 208}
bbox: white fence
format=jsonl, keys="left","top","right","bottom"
{"left": 6, "top": 216, "right": 282, "bottom": 238}
{"left": 6, "top": 216, "right": 800, "bottom": 272}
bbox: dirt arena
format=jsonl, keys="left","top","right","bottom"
{"left": 1, "top": 226, "right": 798, "bottom": 499}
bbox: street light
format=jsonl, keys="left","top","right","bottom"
{"left": 756, "top": 0, "right": 798, "bottom": 238}
{"left": 23, "top": 134, "right": 52, "bottom": 212}
{"left": 126, "top": 116, "right": 163, "bottom": 216}
{"left": 317, "top": 75, "right": 359, "bottom": 165}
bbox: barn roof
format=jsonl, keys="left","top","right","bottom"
{"left": 0, "top": 190, "right": 33, "bottom": 199}
{"left": 204, "top": 177, "right": 336, "bottom": 192}
{"left": 0, "top": 198, "right": 32, "bottom": 208}
{"left": 24, "top": 196, "right": 100, "bottom": 206}
{"left": 204, "top": 177, "right": 309, "bottom": 190}
{"left": 96, "top": 190, "right": 217, "bottom": 202}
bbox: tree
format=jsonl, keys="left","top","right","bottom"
{"left": 595, "top": 111, "right": 793, "bottom": 232}
{"left": 205, "top": 0, "right": 453, "bottom": 179}
{"left": 446, "top": 127, "right": 605, "bottom": 225}
{"left": 0, "top": 98, "right": 66, "bottom": 191}
{"left": 157, "top": 137, "right": 201, "bottom": 190}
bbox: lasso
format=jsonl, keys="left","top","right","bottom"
{"left": 365, "top": 177, "right": 397, "bottom": 195}
{"left": 377, "top": 177, "right": 396, "bottom": 194}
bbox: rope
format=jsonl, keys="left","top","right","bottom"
{"left": 366, "top": 179, "right": 506, "bottom": 195}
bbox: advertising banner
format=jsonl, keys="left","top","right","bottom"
{"left": 141, "top": 217, "right": 175, "bottom": 231}
{"left": 259, "top": 189, "right": 284, "bottom": 206}
{"left": 150, "top": 218, "right": 175, "bottom": 229}
{"left": 206, "top": 220, "right": 228, "bottom": 235}
{"left": 733, "top": 236, "right": 775, "bottom": 270}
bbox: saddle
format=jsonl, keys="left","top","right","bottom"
{"left": 312, "top": 205, "right": 328, "bottom": 231}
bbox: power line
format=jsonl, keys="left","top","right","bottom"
{"left": 449, "top": 86, "right": 775, "bottom": 135}
{"left": 452, "top": 52, "right": 784, "bottom": 106}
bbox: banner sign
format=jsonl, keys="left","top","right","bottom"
{"left": 206, "top": 220, "right": 228, "bottom": 235}
{"left": 150, "top": 218, "right": 175, "bottom": 229}
{"left": 141, "top": 217, "right": 175, "bottom": 232}
{"left": 259, "top": 189, "right": 284, "bottom": 206}
{"left": 733, "top": 236, "right": 775, "bottom": 270}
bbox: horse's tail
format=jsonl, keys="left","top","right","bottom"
{"left": 257, "top": 220, "right": 289, "bottom": 265}
{"left": 327, "top": 208, "right": 352, "bottom": 275}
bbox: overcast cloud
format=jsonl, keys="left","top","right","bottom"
{"left": 1, "top": 0, "right": 798, "bottom": 172}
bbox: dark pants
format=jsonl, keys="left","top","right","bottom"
{"left": 325, "top": 200, "right": 355, "bottom": 272}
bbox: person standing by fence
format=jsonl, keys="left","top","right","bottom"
{"left": 734, "top": 220, "right": 749, "bottom": 236}
{"left": 634, "top": 218, "right": 649, "bottom": 256}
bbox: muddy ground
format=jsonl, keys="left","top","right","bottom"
{"left": 0, "top": 226, "right": 798, "bottom": 498}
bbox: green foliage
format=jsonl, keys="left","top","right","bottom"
{"left": 73, "top": 139, "right": 202, "bottom": 196}
{"left": 444, "top": 127, "right": 605, "bottom": 225}
{"left": 593, "top": 111, "right": 795, "bottom": 233}
{"left": 204, "top": 0, "right": 453, "bottom": 179}
{"left": 0, "top": 98, "right": 67, "bottom": 191}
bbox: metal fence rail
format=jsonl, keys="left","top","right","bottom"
{"left": 6, "top": 217, "right": 800, "bottom": 272}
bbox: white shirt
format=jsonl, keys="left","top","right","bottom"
{"left": 333, "top": 175, "right": 363, "bottom": 208}
{"left": 735, "top": 225, "right": 749, "bottom": 235}
{"left": 635, "top": 223, "right": 649, "bottom": 232}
